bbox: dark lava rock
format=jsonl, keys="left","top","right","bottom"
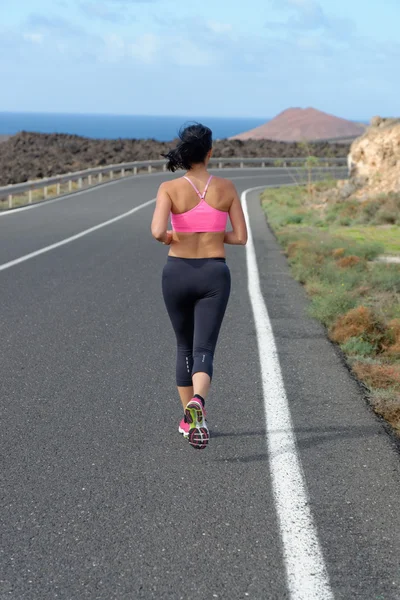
{"left": 0, "top": 131, "right": 350, "bottom": 186}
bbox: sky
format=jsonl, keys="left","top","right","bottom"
{"left": 1, "top": 0, "right": 399, "bottom": 120}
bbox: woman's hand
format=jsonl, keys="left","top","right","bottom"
{"left": 162, "top": 230, "right": 173, "bottom": 245}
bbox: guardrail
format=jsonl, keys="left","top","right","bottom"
{"left": 0, "top": 156, "right": 348, "bottom": 209}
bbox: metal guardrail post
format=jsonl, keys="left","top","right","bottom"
{"left": 134, "top": 166, "right": 138, "bottom": 175}
{"left": 8, "top": 194, "right": 12, "bottom": 209}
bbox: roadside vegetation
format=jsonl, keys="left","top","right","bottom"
{"left": 261, "top": 180, "right": 400, "bottom": 435}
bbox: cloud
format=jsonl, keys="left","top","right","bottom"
{"left": 206, "top": 21, "right": 232, "bottom": 34}
{"left": 100, "top": 31, "right": 213, "bottom": 67}
{"left": 266, "top": 0, "right": 355, "bottom": 42}
{"left": 23, "top": 33, "right": 44, "bottom": 44}
{"left": 79, "top": 2, "right": 126, "bottom": 23}
{"left": 102, "top": 33, "right": 158, "bottom": 63}
{"left": 130, "top": 33, "right": 159, "bottom": 62}
{"left": 26, "top": 14, "right": 84, "bottom": 37}
{"left": 104, "top": 0, "right": 158, "bottom": 2}
{"left": 78, "top": 0, "right": 157, "bottom": 22}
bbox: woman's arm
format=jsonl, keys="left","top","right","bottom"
{"left": 151, "top": 183, "right": 173, "bottom": 245}
{"left": 224, "top": 184, "right": 248, "bottom": 245}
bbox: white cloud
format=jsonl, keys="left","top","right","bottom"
{"left": 80, "top": 2, "right": 126, "bottom": 22}
{"left": 102, "top": 34, "right": 126, "bottom": 62}
{"left": 102, "top": 33, "right": 159, "bottom": 63}
{"left": 26, "top": 14, "right": 85, "bottom": 37}
{"left": 100, "top": 28, "right": 213, "bottom": 67}
{"left": 130, "top": 33, "right": 159, "bottom": 63}
{"left": 207, "top": 21, "right": 232, "bottom": 34}
{"left": 287, "top": 0, "right": 313, "bottom": 8}
{"left": 167, "top": 36, "right": 213, "bottom": 67}
{"left": 23, "top": 33, "right": 44, "bottom": 44}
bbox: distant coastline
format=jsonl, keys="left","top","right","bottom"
{"left": 0, "top": 111, "right": 369, "bottom": 143}
{"left": 0, "top": 112, "right": 270, "bottom": 142}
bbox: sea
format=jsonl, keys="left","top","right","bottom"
{"left": 0, "top": 112, "right": 268, "bottom": 142}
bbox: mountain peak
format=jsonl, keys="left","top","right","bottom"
{"left": 231, "top": 107, "right": 366, "bottom": 141}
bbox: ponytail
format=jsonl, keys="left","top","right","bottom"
{"left": 162, "top": 123, "right": 212, "bottom": 172}
{"left": 162, "top": 147, "right": 185, "bottom": 173}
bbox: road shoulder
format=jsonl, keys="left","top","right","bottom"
{"left": 246, "top": 187, "right": 400, "bottom": 600}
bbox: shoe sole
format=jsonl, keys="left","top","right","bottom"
{"left": 185, "top": 400, "right": 209, "bottom": 450}
{"left": 178, "top": 425, "right": 189, "bottom": 438}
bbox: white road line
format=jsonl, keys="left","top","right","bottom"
{"left": 0, "top": 181, "right": 281, "bottom": 273}
{"left": 0, "top": 198, "right": 155, "bottom": 272}
{"left": 242, "top": 186, "right": 334, "bottom": 600}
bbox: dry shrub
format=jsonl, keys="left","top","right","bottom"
{"left": 286, "top": 239, "right": 311, "bottom": 258}
{"left": 337, "top": 255, "right": 362, "bottom": 268}
{"left": 330, "top": 306, "right": 382, "bottom": 344}
{"left": 354, "top": 285, "right": 371, "bottom": 297}
{"left": 367, "top": 290, "right": 400, "bottom": 320}
{"left": 382, "top": 319, "right": 400, "bottom": 358}
{"left": 305, "top": 281, "right": 324, "bottom": 296}
{"left": 352, "top": 362, "right": 400, "bottom": 391}
{"left": 332, "top": 248, "right": 345, "bottom": 258}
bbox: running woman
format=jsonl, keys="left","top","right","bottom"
{"left": 151, "top": 123, "right": 248, "bottom": 450}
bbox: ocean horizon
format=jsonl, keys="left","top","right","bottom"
{"left": 0, "top": 111, "right": 272, "bottom": 142}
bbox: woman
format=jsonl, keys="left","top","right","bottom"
{"left": 151, "top": 123, "right": 248, "bottom": 450}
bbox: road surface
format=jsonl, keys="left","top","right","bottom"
{"left": 1, "top": 168, "right": 399, "bottom": 599}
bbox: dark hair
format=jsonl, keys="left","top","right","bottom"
{"left": 162, "top": 122, "right": 212, "bottom": 172}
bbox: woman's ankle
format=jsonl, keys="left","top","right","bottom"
{"left": 193, "top": 393, "right": 205, "bottom": 407}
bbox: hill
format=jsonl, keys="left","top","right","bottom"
{"left": 230, "top": 107, "right": 366, "bottom": 142}
{"left": 0, "top": 131, "right": 350, "bottom": 186}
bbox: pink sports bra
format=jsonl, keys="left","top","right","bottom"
{"left": 170, "top": 175, "right": 229, "bottom": 233}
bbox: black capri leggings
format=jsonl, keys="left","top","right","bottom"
{"left": 162, "top": 256, "right": 231, "bottom": 386}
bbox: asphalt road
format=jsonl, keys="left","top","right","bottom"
{"left": 1, "top": 168, "right": 399, "bottom": 600}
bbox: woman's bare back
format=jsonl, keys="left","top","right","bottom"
{"left": 165, "top": 174, "right": 235, "bottom": 259}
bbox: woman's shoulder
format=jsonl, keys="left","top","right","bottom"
{"left": 157, "top": 178, "right": 179, "bottom": 195}
{"left": 210, "top": 174, "right": 235, "bottom": 188}
{"left": 210, "top": 175, "right": 237, "bottom": 195}
{"left": 158, "top": 174, "right": 235, "bottom": 191}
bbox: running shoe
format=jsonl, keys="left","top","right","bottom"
{"left": 178, "top": 416, "right": 190, "bottom": 438}
{"left": 184, "top": 397, "right": 209, "bottom": 450}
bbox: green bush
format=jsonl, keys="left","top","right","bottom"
{"left": 373, "top": 210, "right": 398, "bottom": 225}
{"left": 346, "top": 242, "right": 384, "bottom": 260}
{"left": 308, "top": 289, "right": 357, "bottom": 326}
{"left": 369, "top": 264, "right": 400, "bottom": 293}
{"left": 341, "top": 337, "right": 377, "bottom": 357}
{"left": 317, "top": 261, "right": 366, "bottom": 290}
{"left": 361, "top": 200, "right": 381, "bottom": 222}
{"left": 285, "top": 213, "right": 305, "bottom": 224}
